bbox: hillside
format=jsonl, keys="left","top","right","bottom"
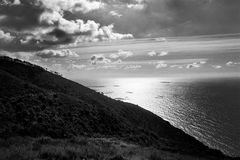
{"left": 0, "top": 56, "right": 237, "bottom": 160}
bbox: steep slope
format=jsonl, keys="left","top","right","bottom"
{"left": 0, "top": 56, "right": 236, "bottom": 159}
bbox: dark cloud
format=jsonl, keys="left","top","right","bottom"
{"left": 44, "top": 29, "right": 75, "bottom": 45}
{"left": 0, "top": 4, "right": 44, "bottom": 30}
{"left": 85, "top": 0, "right": 240, "bottom": 37}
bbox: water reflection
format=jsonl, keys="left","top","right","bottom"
{"left": 79, "top": 77, "right": 240, "bottom": 157}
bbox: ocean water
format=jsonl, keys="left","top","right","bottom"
{"left": 77, "top": 77, "right": 240, "bottom": 157}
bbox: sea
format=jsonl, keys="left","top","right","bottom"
{"left": 76, "top": 77, "right": 240, "bottom": 157}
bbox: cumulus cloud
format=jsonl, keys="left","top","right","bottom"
{"left": 2, "top": 0, "right": 240, "bottom": 44}
{"left": 148, "top": 50, "right": 157, "bottom": 57}
{"left": 0, "top": 0, "right": 133, "bottom": 52}
{"left": 199, "top": 61, "right": 207, "bottom": 64}
{"left": 118, "top": 50, "right": 134, "bottom": 58}
{"left": 212, "top": 65, "right": 222, "bottom": 69}
{"left": 36, "top": 49, "right": 79, "bottom": 58}
{"left": 13, "top": 0, "right": 21, "bottom": 5}
{"left": 109, "top": 50, "right": 134, "bottom": 59}
{"left": 186, "top": 63, "right": 201, "bottom": 69}
{"left": 126, "top": 0, "right": 145, "bottom": 10}
{"left": 0, "top": 29, "right": 15, "bottom": 42}
{"left": 185, "top": 60, "right": 207, "bottom": 69}
{"left": 109, "top": 53, "right": 120, "bottom": 59}
{"left": 0, "top": 30, "right": 19, "bottom": 51}
{"left": 109, "top": 11, "right": 122, "bottom": 17}
{"left": 70, "top": 0, "right": 103, "bottom": 13}
{"left": 127, "top": 3, "right": 145, "bottom": 10}
{"left": 90, "top": 54, "right": 111, "bottom": 65}
{"left": 226, "top": 61, "right": 234, "bottom": 66}
{"left": 97, "top": 25, "right": 133, "bottom": 41}
{"left": 158, "top": 51, "right": 168, "bottom": 56}
{"left": 35, "top": 10, "right": 133, "bottom": 45}
{"left": 156, "top": 61, "right": 168, "bottom": 69}
{"left": 147, "top": 50, "right": 168, "bottom": 57}
{"left": 226, "top": 61, "right": 240, "bottom": 66}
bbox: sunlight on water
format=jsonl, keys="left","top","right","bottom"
{"left": 106, "top": 78, "right": 168, "bottom": 113}
{"left": 79, "top": 77, "right": 240, "bottom": 157}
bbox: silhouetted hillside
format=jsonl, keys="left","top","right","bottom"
{"left": 0, "top": 56, "right": 237, "bottom": 159}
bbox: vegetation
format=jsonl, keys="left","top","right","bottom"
{"left": 0, "top": 56, "right": 237, "bottom": 159}
{"left": 0, "top": 136, "right": 225, "bottom": 160}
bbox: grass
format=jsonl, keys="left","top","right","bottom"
{"left": 0, "top": 136, "right": 119, "bottom": 160}
{"left": 0, "top": 136, "right": 223, "bottom": 160}
{"left": 0, "top": 136, "right": 165, "bottom": 160}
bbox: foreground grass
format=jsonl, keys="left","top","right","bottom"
{"left": 0, "top": 136, "right": 208, "bottom": 160}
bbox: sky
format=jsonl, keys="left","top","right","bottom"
{"left": 0, "top": 0, "right": 240, "bottom": 79}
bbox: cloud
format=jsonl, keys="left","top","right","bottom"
{"left": 118, "top": 50, "right": 134, "bottom": 58}
{"left": 36, "top": 49, "right": 79, "bottom": 58}
{"left": 109, "top": 53, "right": 120, "bottom": 59}
{"left": 93, "top": 0, "right": 240, "bottom": 38}
{"left": 70, "top": 0, "right": 103, "bottom": 13}
{"left": 96, "top": 64, "right": 121, "bottom": 70}
{"left": 199, "top": 61, "right": 207, "bottom": 64}
{"left": 0, "top": 0, "right": 133, "bottom": 52}
{"left": 0, "top": 30, "right": 15, "bottom": 42}
{"left": 170, "top": 65, "right": 183, "bottom": 69}
{"left": 109, "top": 11, "right": 122, "bottom": 17}
{"left": 97, "top": 25, "right": 133, "bottom": 41}
{"left": 158, "top": 51, "right": 168, "bottom": 56}
{"left": 156, "top": 61, "right": 168, "bottom": 69}
{"left": 226, "top": 61, "right": 240, "bottom": 66}
{"left": 226, "top": 61, "right": 234, "bottom": 66}
{"left": 186, "top": 63, "right": 201, "bottom": 69}
{"left": 124, "top": 65, "right": 142, "bottom": 70}
{"left": 148, "top": 50, "right": 157, "bottom": 57}
{"left": 127, "top": 3, "right": 145, "bottom": 10}
{"left": 109, "top": 50, "right": 134, "bottom": 59}
{"left": 90, "top": 54, "right": 111, "bottom": 65}
{"left": 0, "top": 30, "right": 38, "bottom": 52}
{"left": 185, "top": 60, "right": 207, "bottom": 69}
{"left": 147, "top": 50, "right": 168, "bottom": 57}
{"left": 68, "top": 64, "right": 86, "bottom": 70}
{"left": 13, "top": 0, "right": 21, "bottom": 5}
{"left": 155, "top": 37, "right": 167, "bottom": 42}
{"left": 112, "top": 59, "right": 122, "bottom": 64}
{"left": 26, "top": 0, "right": 103, "bottom": 14}
{"left": 212, "top": 65, "right": 222, "bottom": 69}
{"left": 36, "top": 11, "right": 133, "bottom": 44}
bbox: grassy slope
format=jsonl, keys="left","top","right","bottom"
{"left": 0, "top": 136, "right": 223, "bottom": 160}
{"left": 0, "top": 57, "right": 237, "bottom": 159}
